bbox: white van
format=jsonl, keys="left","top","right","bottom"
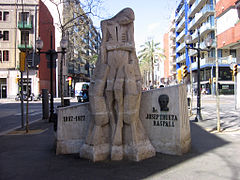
{"left": 75, "top": 82, "right": 90, "bottom": 102}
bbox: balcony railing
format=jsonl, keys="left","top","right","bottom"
{"left": 176, "top": 53, "right": 186, "bottom": 63}
{"left": 191, "top": 56, "right": 236, "bottom": 69}
{"left": 18, "top": 44, "right": 33, "bottom": 50}
{"left": 18, "top": 21, "right": 32, "bottom": 29}
{"left": 200, "top": 40, "right": 216, "bottom": 49}
{"left": 218, "top": 55, "right": 237, "bottom": 64}
{"left": 176, "top": 42, "right": 186, "bottom": 53}
{"left": 175, "top": 5, "right": 185, "bottom": 22}
{"left": 188, "top": 4, "right": 214, "bottom": 30}
{"left": 176, "top": 17, "right": 185, "bottom": 32}
{"left": 176, "top": 30, "right": 185, "bottom": 43}
{"left": 191, "top": 57, "right": 215, "bottom": 69}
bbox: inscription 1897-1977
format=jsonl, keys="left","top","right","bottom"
{"left": 63, "top": 115, "right": 85, "bottom": 122}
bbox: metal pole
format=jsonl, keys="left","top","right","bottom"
{"left": 50, "top": 32, "right": 54, "bottom": 122}
{"left": 190, "top": 55, "right": 193, "bottom": 116}
{"left": 195, "top": 29, "right": 202, "bottom": 122}
{"left": 214, "top": 0, "right": 221, "bottom": 132}
{"left": 26, "top": 66, "right": 29, "bottom": 133}
{"left": 21, "top": 72, "right": 24, "bottom": 128}
{"left": 20, "top": 0, "right": 24, "bottom": 129}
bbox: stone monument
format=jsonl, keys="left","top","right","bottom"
{"left": 79, "top": 8, "right": 156, "bottom": 162}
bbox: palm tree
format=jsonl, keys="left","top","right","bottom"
{"left": 138, "top": 39, "right": 165, "bottom": 87}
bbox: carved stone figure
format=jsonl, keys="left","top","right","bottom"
{"left": 80, "top": 8, "right": 156, "bottom": 162}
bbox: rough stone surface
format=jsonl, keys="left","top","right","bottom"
{"left": 56, "top": 103, "right": 90, "bottom": 155}
{"left": 140, "top": 84, "right": 191, "bottom": 155}
{"left": 79, "top": 8, "right": 156, "bottom": 162}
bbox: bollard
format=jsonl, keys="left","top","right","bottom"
{"left": 64, "top": 98, "right": 70, "bottom": 106}
{"left": 187, "top": 97, "right": 191, "bottom": 108}
{"left": 42, "top": 89, "right": 49, "bottom": 119}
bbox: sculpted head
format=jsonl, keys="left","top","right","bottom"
{"left": 158, "top": 94, "right": 169, "bottom": 112}
{"left": 101, "top": 8, "right": 135, "bottom": 26}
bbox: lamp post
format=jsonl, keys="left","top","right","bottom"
{"left": 185, "top": 29, "right": 213, "bottom": 122}
{"left": 36, "top": 35, "right": 68, "bottom": 122}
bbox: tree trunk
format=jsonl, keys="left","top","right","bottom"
{"left": 151, "top": 56, "right": 154, "bottom": 85}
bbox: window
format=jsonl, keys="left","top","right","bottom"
{"left": 19, "top": 12, "right": 29, "bottom": 22}
{"left": 3, "top": 31, "right": 9, "bottom": 41}
{"left": 3, "top": 12, "right": 9, "bottom": 21}
{"left": 3, "top": 50, "right": 9, "bottom": 61}
{"left": 217, "top": 49, "right": 222, "bottom": 58}
{"left": 21, "top": 31, "right": 29, "bottom": 44}
{"left": 230, "top": 49, "right": 236, "bottom": 58}
{"left": 0, "top": 12, "right": 2, "bottom": 21}
{"left": 0, "top": 51, "right": 2, "bottom": 62}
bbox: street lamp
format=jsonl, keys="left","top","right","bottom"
{"left": 185, "top": 30, "right": 213, "bottom": 122}
{"left": 36, "top": 35, "right": 68, "bottom": 122}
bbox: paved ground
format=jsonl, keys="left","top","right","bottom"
{"left": 0, "top": 95, "right": 240, "bottom": 180}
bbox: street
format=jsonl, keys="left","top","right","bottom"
{"left": 0, "top": 95, "right": 240, "bottom": 180}
{"left": 0, "top": 95, "right": 239, "bottom": 136}
{"left": 0, "top": 98, "right": 78, "bottom": 135}
{"left": 190, "top": 95, "right": 240, "bottom": 132}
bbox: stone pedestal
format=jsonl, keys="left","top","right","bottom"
{"left": 140, "top": 84, "right": 191, "bottom": 155}
{"left": 56, "top": 103, "right": 90, "bottom": 155}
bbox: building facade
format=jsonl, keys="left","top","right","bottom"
{"left": 174, "top": 0, "right": 236, "bottom": 94}
{"left": 43, "top": 0, "right": 101, "bottom": 97}
{"left": 163, "top": 14, "right": 177, "bottom": 86}
{"left": 216, "top": 0, "right": 240, "bottom": 94}
{"left": 0, "top": 0, "right": 54, "bottom": 98}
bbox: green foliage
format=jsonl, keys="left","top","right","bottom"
{"left": 138, "top": 39, "right": 165, "bottom": 83}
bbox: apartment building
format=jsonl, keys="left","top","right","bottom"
{"left": 216, "top": 0, "right": 240, "bottom": 94}
{"left": 0, "top": 0, "right": 54, "bottom": 98}
{"left": 174, "top": 0, "right": 235, "bottom": 94}
{"left": 163, "top": 15, "right": 177, "bottom": 86}
{"left": 43, "top": 0, "right": 100, "bottom": 97}
{"left": 62, "top": 1, "right": 101, "bottom": 96}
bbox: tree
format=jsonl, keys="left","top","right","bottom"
{"left": 45, "top": 0, "right": 103, "bottom": 106}
{"left": 138, "top": 39, "right": 165, "bottom": 87}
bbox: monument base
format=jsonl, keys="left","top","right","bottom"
{"left": 124, "top": 140, "right": 156, "bottom": 161}
{"left": 79, "top": 143, "right": 110, "bottom": 162}
{"left": 56, "top": 140, "right": 84, "bottom": 155}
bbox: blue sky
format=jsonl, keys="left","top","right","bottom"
{"left": 92, "top": 0, "right": 180, "bottom": 50}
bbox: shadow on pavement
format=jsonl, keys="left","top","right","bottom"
{"left": 0, "top": 121, "right": 229, "bottom": 180}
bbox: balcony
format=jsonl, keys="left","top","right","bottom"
{"left": 176, "top": 18, "right": 185, "bottom": 32}
{"left": 18, "top": 21, "right": 32, "bottom": 29}
{"left": 175, "top": 5, "right": 185, "bottom": 22}
{"left": 176, "top": 42, "right": 186, "bottom": 53}
{"left": 191, "top": 57, "right": 215, "bottom": 69}
{"left": 218, "top": 55, "right": 237, "bottom": 64}
{"left": 176, "top": 30, "right": 185, "bottom": 43}
{"left": 200, "top": 40, "right": 216, "bottom": 49}
{"left": 176, "top": 53, "right": 186, "bottom": 63}
{"left": 188, "top": 0, "right": 207, "bottom": 18}
{"left": 18, "top": 44, "right": 33, "bottom": 50}
{"left": 188, "top": 49, "right": 197, "bottom": 56}
{"left": 188, "top": 4, "right": 214, "bottom": 30}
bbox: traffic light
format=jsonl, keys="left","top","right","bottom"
{"left": 182, "top": 65, "right": 188, "bottom": 78}
{"left": 209, "top": 78, "right": 211, "bottom": 84}
{"left": 20, "top": 52, "right": 26, "bottom": 72}
{"left": 177, "top": 69, "right": 182, "bottom": 83}
{"left": 233, "top": 64, "right": 238, "bottom": 76}
{"left": 16, "top": 75, "right": 20, "bottom": 84}
{"left": 67, "top": 77, "right": 72, "bottom": 86}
